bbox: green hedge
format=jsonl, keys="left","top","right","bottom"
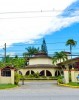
{"left": 57, "top": 75, "right": 64, "bottom": 84}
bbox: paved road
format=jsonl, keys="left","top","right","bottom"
{"left": 0, "top": 80, "right": 79, "bottom": 100}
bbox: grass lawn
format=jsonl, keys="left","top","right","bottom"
{"left": 0, "top": 84, "right": 17, "bottom": 89}
{"left": 67, "top": 82, "right": 79, "bottom": 86}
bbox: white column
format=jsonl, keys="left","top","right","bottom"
{"left": 64, "top": 70, "right": 69, "bottom": 83}
{"left": 71, "top": 68, "right": 75, "bottom": 82}
{"left": 29, "top": 70, "right": 31, "bottom": 74}
{"left": 11, "top": 69, "right": 14, "bottom": 84}
{"left": 45, "top": 70, "right": 46, "bottom": 76}
{"left": 65, "top": 64, "right": 69, "bottom": 70}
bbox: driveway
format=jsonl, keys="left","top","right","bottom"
{"left": 0, "top": 80, "right": 79, "bottom": 100}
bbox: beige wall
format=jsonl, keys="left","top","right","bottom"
{"left": 64, "top": 69, "right": 79, "bottom": 83}
{"left": 71, "top": 70, "right": 79, "bottom": 82}
{"left": 0, "top": 77, "right": 11, "bottom": 84}
{"left": 0, "top": 69, "right": 14, "bottom": 84}
{"left": 11, "top": 69, "right": 14, "bottom": 84}
{"left": 29, "top": 58, "right": 52, "bottom": 65}
{"left": 75, "top": 71, "right": 79, "bottom": 82}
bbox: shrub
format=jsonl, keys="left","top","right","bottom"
{"left": 14, "top": 72, "right": 20, "bottom": 85}
{"left": 33, "top": 72, "right": 40, "bottom": 78}
{"left": 49, "top": 76, "right": 58, "bottom": 80}
{"left": 41, "top": 76, "right": 47, "bottom": 78}
{"left": 57, "top": 75, "right": 64, "bottom": 79}
{"left": 20, "top": 75, "right": 25, "bottom": 80}
{"left": 57, "top": 75, "right": 64, "bottom": 84}
{"left": 57, "top": 78, "right": 63, "bottom": 84}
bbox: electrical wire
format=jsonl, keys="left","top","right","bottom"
{"left": 0, "top": 9, "right": 78, "bottom": 14}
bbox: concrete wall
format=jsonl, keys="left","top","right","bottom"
{"left": 64, "top": 69, "right": 79, "bottom": 83}
{"left": 29, "top": 58, "right": 52, "bottom": 65}
{"left": 71, "top": 70, "right": 79, "bottom": 82}
{"left": 0, "top": 77, "right": 11, "bottom": 84}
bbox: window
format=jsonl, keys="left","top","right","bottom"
{"left": 1, "top": 69, "right": 11, "bottom": 77}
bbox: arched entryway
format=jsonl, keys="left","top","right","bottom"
{"left": 61, "top": 70, "right": 64, "bottom": 75}
{"left": 31, "top": 70, "right": 35, "bottom": 74}
{"left": 25, "top": 70, "right": 35, "bottom": 75}
{"left": 19, "top": 71, "right": 22, "bottom": 75}
{"left": 40, "top": 70, "right": 44, "bottom": 76}
{"left": 25, "top": 71, "right": 30, "bottom": 75}
{"left": 46, "top": 70, "right": 52, "bottom": 76}
{"left": 55, "top": 70, "right": 60, "bottom": 76}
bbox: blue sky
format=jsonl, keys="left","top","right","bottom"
{"left": 0, "top": 0, "right": 79, "bottom": 58}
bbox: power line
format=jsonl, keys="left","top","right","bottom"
{"left": 0, "top": 9, "right": 78, "bottom": 14}
{"left": 0, "top": 8, "right": 78, "bottom": 19}
{"left": 5, "top": 42, "right": 79, "bottom": 46}
{"left": 5, "top": 42, "right": 66, "bottom": 46}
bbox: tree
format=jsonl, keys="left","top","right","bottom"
{"left": 66, "top": 39, "right": 77, "bottom": 58}
{"left": 0, "top": 55, "right": 26, "bottom": 68}
{"left": 23, "top": 46, "right": 39, "bottom": 57}
{"left": 2, "top": 55, "right": 13, "bottom": 66}
{"left": 12, "top": 57, "right": 26, "bottom": 68}
{"left": 52, "top": 51, "right": 68, "bottom": 64}
{"left": 52, "top": 51, "right": 68, "bottom": 73}
{"left": 41, "top": 38, "right": 48, "bottom": 55}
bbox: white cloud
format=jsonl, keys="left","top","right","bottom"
{"left": 0, "top": 0, "right": 78, "bottom": 48}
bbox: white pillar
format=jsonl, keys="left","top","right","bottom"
{"left": 11, "top": 69, "right": 14, "bottom": 84}
{"left": 64, "top": 70, "right": 69, "bottom": 83}
{"left": 51, "top": 69, "right": 55, "bottom": 76}
{"left": 29, "top": 70, "right": 31, "bottom": 74}
{"left": 45, "top": 70, "right": 46, "bottom": 76}
{"left": 71, "top": 68, "right": 75, "bottom": 82}
{"left": 65, "top": 64, "right": 69, "bottom": 70}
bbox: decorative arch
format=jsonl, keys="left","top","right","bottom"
{"left": 69, "top": 64, "right": 72, "bottom": 70}
{"left": 55, "top": 70, "right": 60, "bottom": 76}
{"left": 25, "top": 71, "right": 30, "bottom": 75}
{"left": 40, "top": 70, "right": 45, "bottom": 76}
{"left": 31, "top": 70, "right": 35, "bottom": 74}
{"left": 46, "top": 70, "right": 52, "bottom": 76}
{"left": 19, "top": 71, "right": 22, "bottom": 75}
{"left": 61, "top": 70, "right": 64, "bottom": 75}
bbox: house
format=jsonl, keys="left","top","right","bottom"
{"left": 18, "top": 51, "right": 61, "bottom": 77}
{"left": 57, "top": 57, "right": 79, "bottom": 70}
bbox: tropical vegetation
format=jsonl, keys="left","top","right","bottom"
{"left": 66, "top": 39, "right": 77, "bottom": 58}
{"left": 52, "top": 51, "right": 68, "bottom": 64}
{"left": 23, "top": 46, "right": 39, "bottom": 57}
{"left": 0, "top": 55, "right": 26, "bottom": 68}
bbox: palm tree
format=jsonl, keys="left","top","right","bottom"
{"left": 52, "top": 51, "right": 68, "bottom": 64}
{"left": 52, "top": 51, "right": 68, "bottom": 73}
{"left": 23, "top": 46, "right": 39, "bottom": 57}
{"left": 66, "top": 39, "right": 77, "bottom": 58}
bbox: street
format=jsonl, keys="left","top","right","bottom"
{"left": 0, "top": 80, "right": 79, "bottom": 100}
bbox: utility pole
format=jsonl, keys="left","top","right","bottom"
{"left": 4, "top": 43, "right": 6, "bottom": 63}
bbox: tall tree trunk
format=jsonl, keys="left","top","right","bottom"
{"left": 70, "top": 44, "right": 72, "bottom": 59}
